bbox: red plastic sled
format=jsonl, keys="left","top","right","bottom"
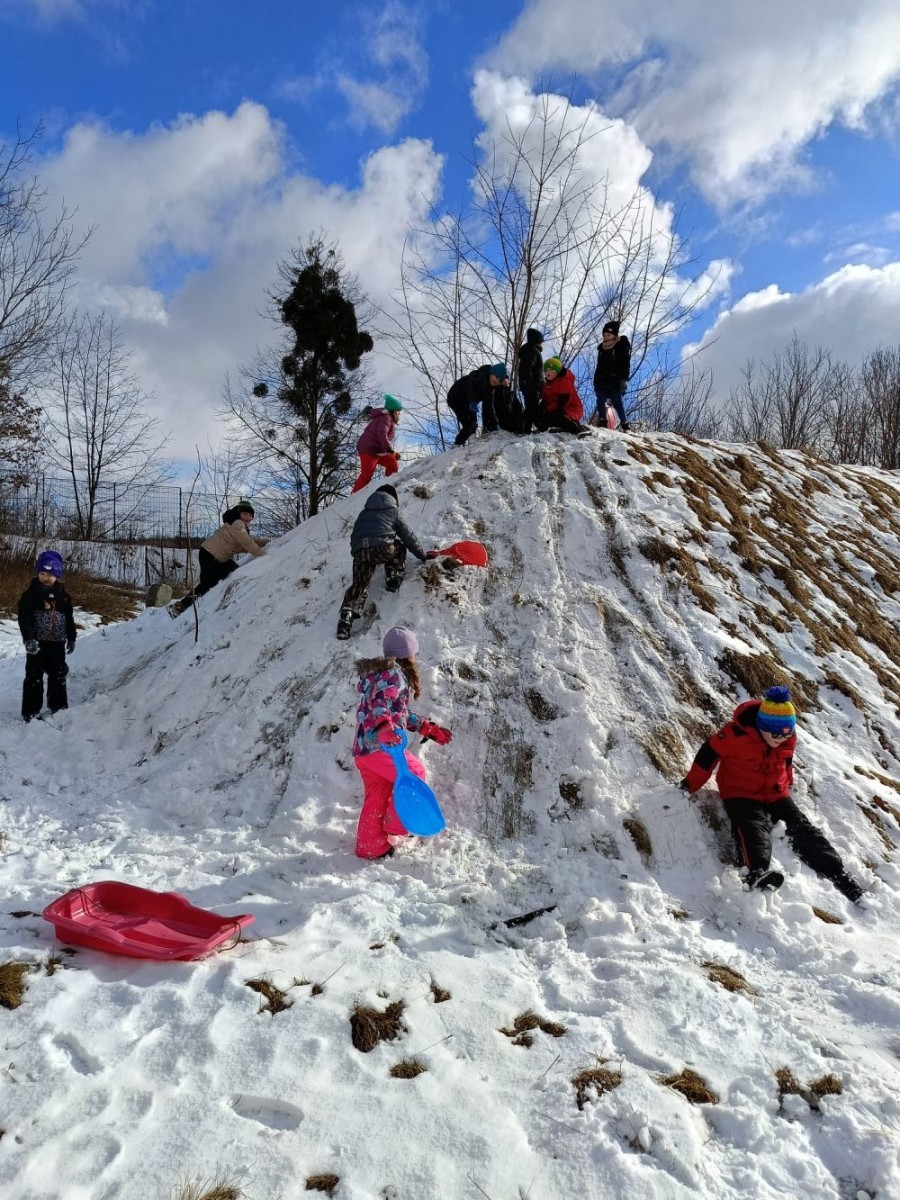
{"left": 436, "top": 540, "right": 489, "bottom": 567}
{"left": 43, "top": 882, "right": 254, "bottom": 961}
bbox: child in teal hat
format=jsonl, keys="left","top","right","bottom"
{"left": 352, "top": 394, "right": 403, "bottom": 493}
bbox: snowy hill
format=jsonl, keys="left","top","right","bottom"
{"left": 2, "top": 430, "right": 900, "bottom": 1200}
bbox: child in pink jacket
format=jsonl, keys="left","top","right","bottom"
{"left": 351, "top": 395, "right": 403, "bottom": 493}
{"left": 352, "top": 626, "right": 452, "bottom": 859}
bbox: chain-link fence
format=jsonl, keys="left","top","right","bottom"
{"left": 0, "top": 470, "right": 293, "bottom": 546}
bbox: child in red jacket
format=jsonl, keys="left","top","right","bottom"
{"left": 538, "top": 358, "right": 590, "bottom": 437}
{"left": 680, "top": 686, "right": 863, "bottom": 901}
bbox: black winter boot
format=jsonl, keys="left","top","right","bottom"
{"left": 747, "top": 868, "right": 785, "bottom": 892}
{"left": 385, "top": 568, "right": 404, "bottom": 594}
{"left": 336, "top": 607, "right": 355, "bottom": 640}
{"left": 833, "top": 873, "right": 864, "bottom": 903}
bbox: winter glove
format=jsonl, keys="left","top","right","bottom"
{"left": 677, "top": 778, "right": 690, "bottom": 793}
{"left": 377, "top": 723, "right": 403, "bottom": 748}
{"left": 66, "top": 638, "right": 76, "bottom": 655}
{"left": 425, "top": 549, "right": 441, "bottom": 559}
{"left": 24, "top": 639, "right": 39, "bottom": 656}
{"left": 420, "top": 720, "right": 452, "bottom": 745}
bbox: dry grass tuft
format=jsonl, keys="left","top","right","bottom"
{"left": 511, "top": 1033, "right": 533, "bottom": 1048}
{"left": 499, "top": 1010, "right": 541, "bottom": 1037}
{"left": 808, "top": 1073, "right": 843, "bottom": 1107}
{"left": 812, "top": 907, "right": 844, "bottom": 925}
{"left": 44, "top": 953, "right": 64, "bottom": 976}
{"left": 716, "top": 649, "right": 817, "bottom": 709}
{"left": 350, "top": 1000, "right": 406, "bottom": 1053}
{"left": 858, "top": 804, "right": 894, "bottom": 850}
{"left": 169, "top": 1174, "right": 244, "bottom": 1200}
{"left": 389, "top": 1057, "right": 427, "bottom": 1079}
{"left": 499, "top": 1010, "right": 566, "bottom": 1042}
{"left": 854, "top": 765, "right": 900, "bottom": 794}
{"left": 245, "top": 977, "right": 293, "bottom": 1016}
{"left": 623, "top": 816, "right": 653, "bottom": 864}
{"left": 539, "top": 1020, "right": 567, "bottom": 1038}
{"left": 669, "top": 907, "right": 690, "bottom": 920}
{"left": 659, "top": 1068, "right": 719, "bottom": 1105}
{"left": 429, "top": 980, "right": 451, "bottom": 1003}
{"left": 411, "top": 484, "right": 431, "bottom": 499}
{"left": 305, "top": 1175, "right": 340, "bottom": 1196}
{"left": 0, "top": 961, "right": 30, "bottom": 1009}
{"left": 702, "top": 961, "right": 758, "bottom": 995}
{"left": 572, "top": 1063, "right": 623, "bottom": 1110}
{"left": 524, "top": 687, "right": 559, "bottom": 722}
{"left": 775, "top": 1067, "right": 803, "bottom": 1097}
{"left": 872, "top": 794, "right": 900, "bottom": 824}
{"left": 640, "top": 724, "right": 685, "bottom": 778}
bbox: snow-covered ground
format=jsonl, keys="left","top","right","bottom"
{"left": 1, "top": 430, "right": 900, "bottom": 1200}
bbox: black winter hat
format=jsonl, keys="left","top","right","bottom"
{"left": 602, "top": 320, "right": 621, "bottom": 336}
{"left": 526, "top": 328, "right": 544, "bottom": 344}
{"left": 376, "top": 484, "right": 398, "bottom": 502}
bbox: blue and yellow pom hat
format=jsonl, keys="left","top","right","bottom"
{"left": 757, "top": 685, "right": 796, "bottom": 736}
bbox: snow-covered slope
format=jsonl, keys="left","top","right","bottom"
{"left": 2, "top": 431, "right": 900, "bottom": 1200}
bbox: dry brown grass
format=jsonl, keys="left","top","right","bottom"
{"left": 389, "top": 1058, "right": 427, "bottom": 1079}
{"left": 716, "top": 649, "right": 818, "bottom": 710}
{"left": 169, "top": 1175, "right": 244, "bottom": 1200}
{"left": 872, "top": 794, "right": 900, "bottom": 822}
{"left": 702, "top": 961, "right": 758, "bottom": 995}
{"left": 245, "top": 977, "right": 293, "bottom": 1016}
{"left": 499, "top": 1011, "right": 566, "bottom": 1040}
{"left": 858, "top": 804, "right": 894, "bottom": 851}
{"left": 305, "top": 1175, "right": 340, "bottom": 1196}
{"left": 659, "top": 1068, "right": 719, "bottom": 1105}
{"left": 812, "top": 906, "right": 844, "bottom": 925}
{"left": 0, "top": 542, "right": 141, "bottom": 625}
{"left": 429, "top": 981, "right": 451, "bottom": 1003}
{"left": 635, "top": 535, "right": 716, "bottom": 612}
{"left": 350, "top": 1000, "right": 406, "bottom": 1052}
{"left": 775, "top": 1067, "right": 803, "bottom": 1098}
{"left": 623, "top": 816, "right": 653, "bottom": 864}
{"left": 640, "top": 724, "right": 685, "bottom": 778}
{"left": 524, "top": 687, "right": 559, "bottom": 722}
{"left": 807, "top": 1073, "right": 843, "bottom": 1107}
{"left": 0, "top": 961, "right": 30, "bottom": 1009}
{"left": 572, "top": 1062, "right": 623, "bottom": 1110}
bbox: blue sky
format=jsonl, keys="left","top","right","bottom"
{"left": 3, "top": 0, "right": 900, "bottom": 457}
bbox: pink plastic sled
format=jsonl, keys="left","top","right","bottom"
{"left": 43, "top": 882, "right": 254, "bottom": 961}
{"left": 435, "top": 540, "right": 489, "bottom": 567}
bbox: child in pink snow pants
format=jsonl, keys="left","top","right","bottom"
{"left": 352, "top": 626, "right": 452, "bottom": 859}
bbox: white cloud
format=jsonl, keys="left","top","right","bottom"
{"left": 488, "top": 0, "right": 900, "bottom": 204}
{"left": 38, "top": 104, "right": 444, "bottom": 452}
{"left": 684, "top": 261, "right": 900, "bottom": 400}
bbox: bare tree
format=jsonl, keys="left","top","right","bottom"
{"left": 0, "top": 123, "right": 89, "bottom": 385}
{"left": 858, "top": 347, "right": 900, "bottom": 469}
{"left": 43, "top": 310, "right": 170, "bottom": 538}
{"left": 0, "top": 360, "right": 42, "bottom": 485}
{"left": 197, "top": 437, "right": 263, "bottom": 520}
{"left": 633, "top": 358, "right": 719, "bottom": 438}
{"left": 378, "top": 88, "right": 719, "bottom": 442}
{"left": 725, "top": 335, "right": 840, "bottom": 454}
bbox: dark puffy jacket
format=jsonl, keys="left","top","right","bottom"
{"left": 684, "top": 700, "right": 795, "bottom": 803}
{"left": 518, "top": 336, "right": 544, "bottom": 397}
{"left": 447, "top": 365, "right": 497, "bottom": 413}
{"left": 18, "top": 579, "right": 77, "bottom": 645}
{"left": 350, "top": 490, "right": 426, "bottom": 561}
{"left": 541, "top": 369, "right": 584, "bottom": 421}
{"left": 593, "top": 336, "right": 632, "bottom": 391}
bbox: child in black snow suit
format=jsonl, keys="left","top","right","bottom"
{"left": 336, "top": 485, "right": 438, "bottom": 639}
{"left": 18, "top": 550, "right": 77, "bottom": 721}
{"left": 592, "top": 320, "right": 631, "bottom": 430}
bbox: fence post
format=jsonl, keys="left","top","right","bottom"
{"left": 40, "top": 473, "right": 46, "bottom": 537}
{"left": 178, "top": 488, "right": 183, "bottom": 542}
{"left": 111, "top": 482, "right": 117, "bottom": 540}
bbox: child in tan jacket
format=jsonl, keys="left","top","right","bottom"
{"left": 170, "top": 500, "right": 268, "bottom": 617}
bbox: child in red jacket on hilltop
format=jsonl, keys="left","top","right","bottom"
{"left": 352, "top": 394, "right": 402, "bottom": 493}
{"left": 352, "top": 626, "right": 452, "bottom": 860}
{"left": 680, "top": 686, "right": 863, "bottom": 901}
{"left": 538, "top": 358, "right": 590, "bottom": 437}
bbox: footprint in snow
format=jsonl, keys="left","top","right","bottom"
{"left": 232, "top": 1094, "right": 303, "bottom": 1130}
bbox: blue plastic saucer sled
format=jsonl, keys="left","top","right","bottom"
{"left": 385, "top": 728, "right": 446, "bottom": 836}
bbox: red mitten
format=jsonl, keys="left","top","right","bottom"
{"left": 420, "top": 720, "right": 452, "bottom": 745}
{"left": 377, "top": 723, "right": 402, "bottom": 747}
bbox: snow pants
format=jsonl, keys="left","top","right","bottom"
{"left": 176, "top": 548, "right": 238, "bottom": 612}
{"left": 341, "top": 543, "right": 407, "bottom": 613}
{"left": 593, "top": 381, "right": 627, "bottom": 427}
{"left": 535, "top": 410, "right": 586, "bottom": 436}
{"left": 448, "top": 394, "right": 498, "bottom": 446}
{"left": 351, "top": 452, "right": 399, "bottom": 494}
{"left": 520, "top": 388, "right": 542, "bottom": 434}
{"left": 354, "top": 749, "right": 426, "bottom": 858}
{"left": 723, "top": 796, "right": 848, "bottom": 885}
{"left": 22, "top": 640, "right": 68, "bottom": 720}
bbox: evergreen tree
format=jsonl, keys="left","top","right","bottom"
{"left": 0, "top": 361, "right": 41, "bottom": 487}
{"left": 247, "top": 238, "right": 373, "bottom": 518}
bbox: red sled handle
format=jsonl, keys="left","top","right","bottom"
{"left": 435, "top": 540, "right": 489, "bottom": 567}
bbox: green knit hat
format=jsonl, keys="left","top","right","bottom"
{"left": 543, "top": 356, "right": 563, "bottom": 374}
{"left": 384, "top": 394, "right": 403, "bottom": 412}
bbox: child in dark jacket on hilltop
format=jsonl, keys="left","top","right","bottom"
{"left": 593, "top": 320, "right": 631, "bottom": 430}
{"left": 18, "top": 550, "right": 77, "bottom": 722}
{"left": 336, "top": 485, "right": 439, "bottom": 639}
{"left": 351, "top": 394, "right": 403, "bottom": 493}
{"left": 680, "top": 686, "right": 863, "bottom": 901}
{"left": 353, "top": 626, "right": 452, "bottom": 859}
{"left": 518, "top": 328, "right": 544, "bottom": 434}
{"left": 446, "top": 364, "right": 510, "bottom": 446}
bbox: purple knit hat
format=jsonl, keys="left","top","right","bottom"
{"left": 36, "top": 550, "right": 64, "bottom": 579}
{"left": 383, "top": 626, "right": 419, "bottom": 659}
